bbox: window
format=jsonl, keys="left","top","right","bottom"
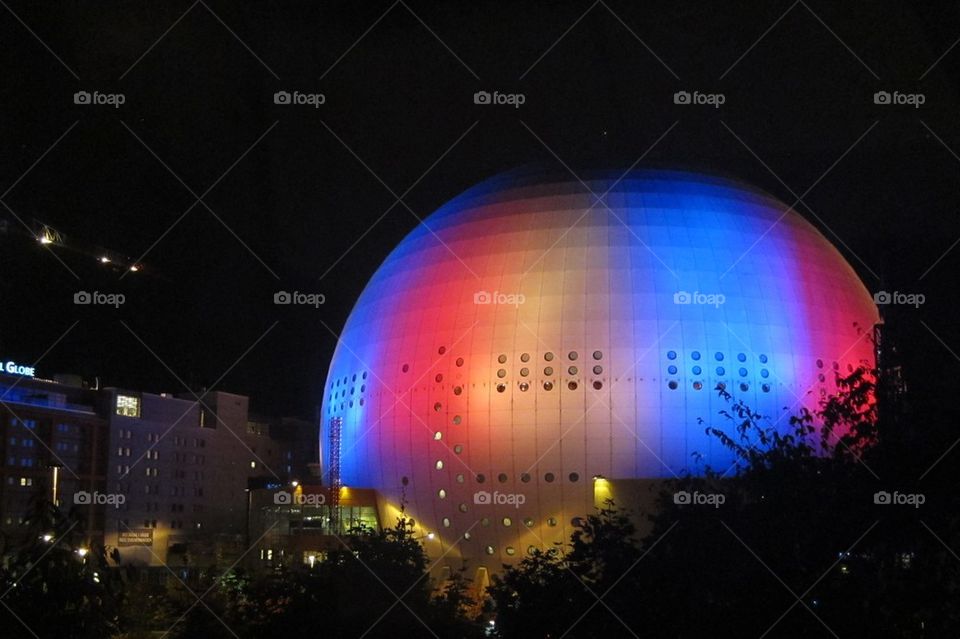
{"left": 116, "top": 395, "right": 141, "bottom": 417}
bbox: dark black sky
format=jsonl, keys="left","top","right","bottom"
{"left": 1, "top": 1, "right": 959, "bottom": 416}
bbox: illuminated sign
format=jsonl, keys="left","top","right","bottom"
{"left": 118, "top": 529, "right": 154, "bottom": 546}
{"left": 3, "top": 360, "right": 35, "bottom": 377}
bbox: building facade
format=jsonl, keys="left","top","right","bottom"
{"left": 320, "top": 169, "right": 880, "bottom": 578}
{"left": 0, "top": 366, "right": 108, "bottom": 546}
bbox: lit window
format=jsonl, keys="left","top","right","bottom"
{"left": 115, "top": 395, "right": 141, "bottom": 417}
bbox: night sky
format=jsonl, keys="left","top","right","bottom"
{"left": 1, "top": 1, "right": 959, "bottom": 417}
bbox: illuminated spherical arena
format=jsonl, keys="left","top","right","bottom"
{"left": 321, "top": 169, "right": 878, "bottom": 576}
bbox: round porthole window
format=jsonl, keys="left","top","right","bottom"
{"left": 667, "top": 350, "right": 677, "bottom": 360}
{"left": 668, "top": 381, "right": 678, "bottom": 390}
{"left": 498, "top": 354, "right": 507, "bottom": 364}
{"left": 544, "top": 352, "right": 554, "bottom": 361}
{"left": 520, "top": 353, "right": 530, "bottom": 362}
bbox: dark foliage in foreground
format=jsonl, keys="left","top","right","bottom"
{"left": 488, "top": 367, "right": 960, "bottom": 638}
{"left": 175, "top": 517, "right": 483, "bottom": 639}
